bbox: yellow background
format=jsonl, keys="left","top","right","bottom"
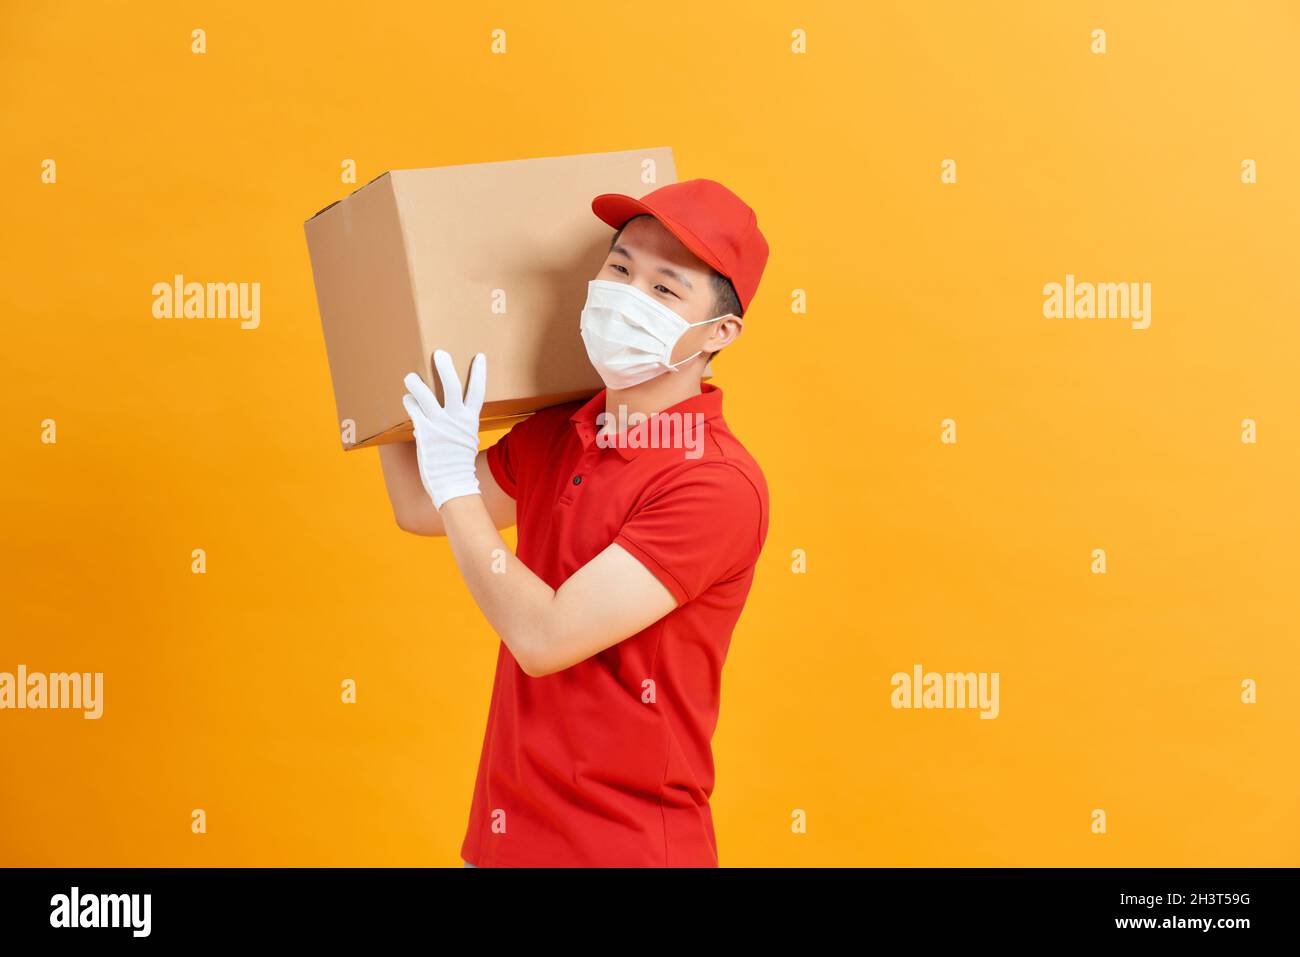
{"left": 2, "top": 0, "right": 1297, "bottom": 866}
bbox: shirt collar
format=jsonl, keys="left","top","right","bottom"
{"left": 570, "top": 382, "right": 725, "bottom": 460}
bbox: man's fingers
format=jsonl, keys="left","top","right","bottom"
{"left": 432, "top": 350, "right": 464, "bottom": 408}
{"left": 402, "top": 392, "right": 430, "bottom": 427}
{"left": 403, "top": 372, "right": 439, "bottom": 418}
{"left": 464, "top": 352, "right": 487, "bottom": 412}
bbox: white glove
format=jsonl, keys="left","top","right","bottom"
{"left": 401, "top": 350, "right": 486, "bottom": 509}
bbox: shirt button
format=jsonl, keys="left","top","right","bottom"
{"left": 572, "top": 475, "right": 583, "bottom": 486}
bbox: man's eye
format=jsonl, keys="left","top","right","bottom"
{"left": 608, "top": 263, "right": 628, "bottom": 274}
{"left": 655, "top": 285, "right": 678, "bottom": 298}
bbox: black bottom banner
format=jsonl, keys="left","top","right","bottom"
{"left": 0, "top": 867, "right": 1288, "bottom": 943}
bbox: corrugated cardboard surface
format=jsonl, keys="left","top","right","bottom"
{"left": 305, "top": 147, "right": 678, "bottom": 449}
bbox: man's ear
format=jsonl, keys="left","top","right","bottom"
{"left": 710, "top": 314, "right": 743, "bottom": 350}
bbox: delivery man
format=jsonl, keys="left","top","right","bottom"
{"left": 378, "top": 178, "right": 770, "bottom": 867}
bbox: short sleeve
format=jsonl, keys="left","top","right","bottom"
{"left": 485, "top": 405, "right": 571, "bottom": 500}
{"left": 614, "top": 462, "right": 766, "bottom": 606}
{"left": 486, "top": 424, "right": 522, "bottom": 499}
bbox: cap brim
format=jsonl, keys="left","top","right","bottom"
{"left": 591, "top": 193, "right": 651, "bottom": 230}
{"left": 590, "top": 192, "right": 728, "bottom": 278}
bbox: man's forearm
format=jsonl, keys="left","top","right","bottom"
{"left": 379, "top": 442, "right": 444, "bottom": 535}
{"left": 439, "top": 494, "right": 554, "bottom": 675}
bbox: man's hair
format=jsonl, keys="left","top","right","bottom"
{"left": 609, "top": 215, "right": 742, "bottom": 363}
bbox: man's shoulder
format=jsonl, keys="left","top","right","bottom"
{"left": 636, "top": 420, "right": 770, "bottom": 557}
{"left": 700, "top": 417, "right": 767, "bottom": 496}
{"left": 501, "top": 398, "right": 586, "bottom": 445}
{"left": 651, "top": 417, "right": 768, "bottom": 512}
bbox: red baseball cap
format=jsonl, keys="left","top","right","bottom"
{"left": 590, "top": 178, "right": 770, "bottom": 316}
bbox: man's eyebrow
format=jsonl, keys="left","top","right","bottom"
{"left": 611, "top": 243, "right": 694, "bottom": 292}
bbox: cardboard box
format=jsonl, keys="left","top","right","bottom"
{"left": 304, "top": 146, "right": 678, "bottom": 449}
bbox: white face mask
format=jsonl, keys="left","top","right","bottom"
{"left": 579, "top": 279, "right": 728, "bottom": 390}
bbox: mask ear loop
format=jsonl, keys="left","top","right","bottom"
{"left": 665, "top": 315, "right": 729, "bottom": 371}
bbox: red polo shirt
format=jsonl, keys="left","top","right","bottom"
{"left": 458, "top": 382, "right": 769, "bottom": 867}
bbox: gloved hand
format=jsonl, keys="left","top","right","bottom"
{"left": 401, "top": 350, "right": 486, "bottom": 509}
